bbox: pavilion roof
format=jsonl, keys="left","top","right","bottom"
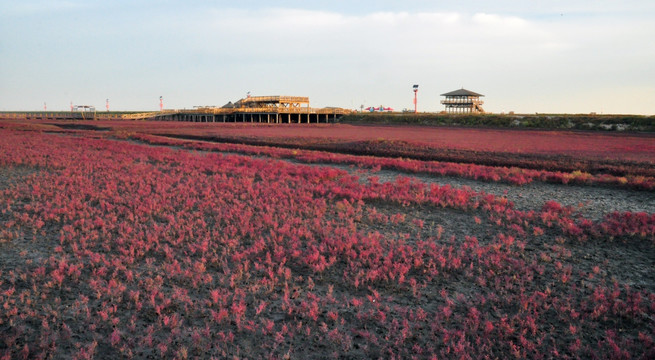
{"left": 441, "top": 88, "right": 484, "bottom": 97}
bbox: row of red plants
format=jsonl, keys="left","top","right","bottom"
{"left": 8, "top": 119, "right": 655, "bottom": 176}
{"left": 57, "top": 120, "right": 655, "bottom": 163}
{"left": 129, "top": 133, "right": 655, "bottom": 191}
{"left": 0, "top": 129, "right": 653, "bottom": 358}
{"left": 154, "top": 133, "right": 655, "bottom": 178}
{"left": 2, "top": 120, "right": 653, "bottom": 188}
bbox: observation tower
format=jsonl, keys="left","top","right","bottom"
{"left": 441, "top": 88, "right": 485, "bottom": 114}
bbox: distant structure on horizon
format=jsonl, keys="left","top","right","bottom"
{"left": 142, "top": 95, "right": 349, "bottom": 123}
{"left": 365, "top": 105, "right": 393, "bottom": 112}
{"left": 1, "top": 95, "right": 350, "bottom": 123}
{"left": 441, "top": 88, "right": 485, "bottom": 114}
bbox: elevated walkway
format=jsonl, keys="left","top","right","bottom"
{"left": 0, "top": 96, "right": 351, "bottom": 123}
{"left": 129, "top": 95, "right": 350, "bottom": 123}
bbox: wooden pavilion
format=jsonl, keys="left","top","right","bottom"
{"left": 441, "top": 88, "right": 485, "bottom": 114}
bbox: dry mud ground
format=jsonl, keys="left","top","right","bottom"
{"left": 1, "top": 138, "right": 654, "bottom": 358}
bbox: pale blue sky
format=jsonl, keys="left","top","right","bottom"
{"left": 1, "top": 0, "right": 654, "bottom": 114}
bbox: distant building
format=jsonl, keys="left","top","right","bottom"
{"left": 441, "top": 88, "right": 485, "bottom": 114}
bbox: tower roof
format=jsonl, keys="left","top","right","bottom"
{"left": 441, "top": 88, "right": 484, "bottom": 97}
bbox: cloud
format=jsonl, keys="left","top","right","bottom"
{"left": 147, "top": 8, "right": 588, "bottom": 110}
{"left": 1, "top": 3, "right": 653, "bottom": 113}
{"left": 172, "top": 8, "right": 563, "bottom": 62}
{"left": 472, "top": 12, "right": 527, "bottom": 27}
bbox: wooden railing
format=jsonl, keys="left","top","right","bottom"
{"left": 241, "top": 96, "right": 309, "bottom": 105}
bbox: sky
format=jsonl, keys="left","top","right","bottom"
{"left": 1, "top": 0, "right": 654, "bottom": 114}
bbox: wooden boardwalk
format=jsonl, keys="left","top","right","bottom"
{"left": 1, "top": 96, "right": 351, "bottom": 124}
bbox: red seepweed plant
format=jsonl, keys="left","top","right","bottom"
{"left": 0, "top": 128, "right": 653, "bottom": 358}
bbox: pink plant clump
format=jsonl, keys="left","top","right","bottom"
{"left": 0, "top": 127, "right": 653, "bottom": 358}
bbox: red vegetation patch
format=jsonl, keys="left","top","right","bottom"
{"left": 132, "top": 133, "right": 655, "bottom": 190}
{"left": 0, "top": 128, "right": 654, "bottom": 358}
{"left": 83, "top": 121, "right": 655, "bottom": 161}
{"left": 12, "top": 120, "right": 655, "bottom": 162}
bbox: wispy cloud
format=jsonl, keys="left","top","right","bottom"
{"left": 172, "top": 8, "right": 564, "bottom": 61}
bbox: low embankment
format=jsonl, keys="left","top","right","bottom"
{"left": 340, "top": 113, "right": 655, "bottom": 131}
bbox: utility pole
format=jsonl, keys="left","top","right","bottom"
{"left": 413, "top": 84, "right": 419, "bottom": 113}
